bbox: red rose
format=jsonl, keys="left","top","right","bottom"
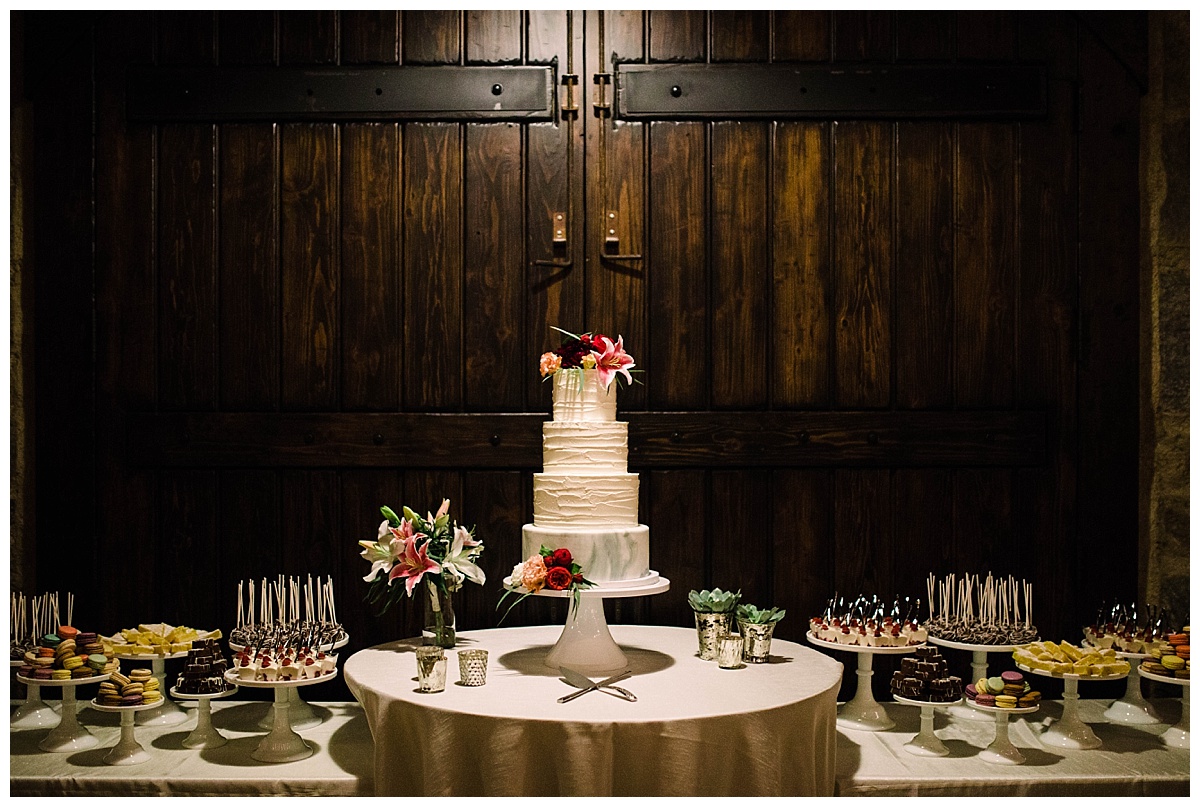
{"left": 545, "top": 566, "right": 573, "bottom": 591}
{"left": 548, "top": 548, "right": 573, "bottom": 568}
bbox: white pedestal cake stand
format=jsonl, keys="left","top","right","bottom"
{"left": 10, "top": 659, "right": 60, "bottom": 728}
{"left": 806, "top": 634, "right": 926, "bottom": 732}
{"left": 223, "top": 668, "right": 338, "bottom": 763}
{"left": 1137, "top": 667, "right": 1189, "bottom": 749}
{"left": 88, "top": 699, "right": 163, "bottom": 765}
{"left": 967, "top": 700, "right": 1041, "bottom": 765}
{"left": 1084, "top": 646, "right": 1162, "bottom": 725}
{"left": 17, "top": 672, "right": 109, "bottom": 752}
{"left": 169, "top": 685, "right": 238, "bottom": 749}
{"left": 1016, "top": 662, "right": 1127, "bottom": 750}
{"left": 231, "top": 634, "right": 348, "bottom": 730}
{"left": 928, "top": 636, "right": 1021, "bottom": 723}
{"left": 503, "top": 574, "right": 670, "bottom": 676}
{"left": 113, "top": 650, "right": 190, "bottom": 727}
{"left": 892, "top": 695, "right": 962, "bottom": 756}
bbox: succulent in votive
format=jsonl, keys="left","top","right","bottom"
{"left": 735, "top": 604, "right": 786, "bottom": 625}
{"left": 688, "top": 588, "right": 742, "bottom": 614}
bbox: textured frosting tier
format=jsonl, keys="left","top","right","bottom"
{"left": 532, "top": 473, "right": 639, "bottom": 527}
{"left": 543, "top": 422, "right": 628, "bottom": 472}
{"left": 522, "top": 524, "right": 650, "bottom": 583}
{"left": 552, "top": 369, "right": 616, "bottom": 422}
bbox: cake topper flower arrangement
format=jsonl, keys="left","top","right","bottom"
{"left": 498, "top": 546, "right": 595, "bottom": 623}
{"left": 539, "top": 326, "right": 638, "bottom": 389}
{"left": 359, "top": 500, "right": 484, "bottom": 645}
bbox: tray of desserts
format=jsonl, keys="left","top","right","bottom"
{"left": 967, "top": 699, "right": 1041, "bottom": 715}
{"left": 807, "top": 632, "right": 926, "bottom": 653}
{"left": 105, "top": 623, "right": 221, "bottom": 657}
{"left": 223, "top": 666, "right": 338, "bottom": 689}
{"left": 225, "top": 644, "right": 339, "bottom": 687}
{"left": 893, "top": 693, "right": 962, "bottom": 709}
{"left": 17, "top": 671, "right": 110, "bottom": 687}
{"left": 1013, "top": 640, "right": 1130, "bottom": 680}
{"left": 89, "top": 698, "right": 163, "bottom": 714}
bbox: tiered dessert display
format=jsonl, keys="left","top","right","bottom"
{"left": 228, "top": 575, "right": 344, "bottom": 750}
{"left": 888, "top": 646, "right": 963, "bottom": 756}
{"left": 1136, "top": 626, "right": 1190, "bottom": 749}
{"left": 924, "top": 573, "right": 1038, "bottom": 722}
{"left": 503, "top": 331, "right": 668, "bottom": 675}
{"left": 1012, "top": 640, "right": 1129, "bottom": 750}
{"left": 169, "top": 639, "right": 239, "bottom": 749}
{"left": 807, "top": 594, "right": 928, "bottom": 731}
{"left": 1083, "top": 602, "right": 1176, "bottom": 725}
{"left": 105, "top": 621, "right": 221, "bottom": 727}
{"left": 88, "top": 668, "right": 165, "bottom": 766}
{"left": 965, "top": 667, "right": 1043, "bottom": 765}
{"left": 10, "top": 592, "right": 64, "bottom": 728}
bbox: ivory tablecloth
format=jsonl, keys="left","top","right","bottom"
{"left": 344, "top": 624, "right": 845, "bottom": 797}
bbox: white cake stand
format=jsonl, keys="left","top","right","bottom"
{"left": 113, "top": 650, "right": 190, "bottom": 727}
{"left": 503, "top": 574, "right": 670, "bottom": 676}
{"left": 1016, "top": 662, "right": 1127, "bottom": 750}
{"left": 231, "top": 634, "right": 347, "bottom": 730}
{"left": 967, "top": 699, "right": 1042, "bottom": 765}
{"left": 1081, "top": 643, "right": 1162, "bottom": 725}
{"left": 169, "top": 685, "right": 238, "bottom": 748}
{"left": 223, "top": 668, "right": 338, "bottom": 763}
{"left": 806, "top": 633, "right": 927, "bottom": 731}
{"left": 88, "top": 699, "right": 164, "bottom": 765}
{"left": 17, "top": 672, "right": 109, "bottom": 752}
{"left": 1137, "top": 667, "right": 1189, "bottom": 749}
{"left": 929, "top": 636, "right": 1021, "bottom": 723}
{"left": 10, "top": 659, "right": 60, "bottom": 728}
{"left": 892, "top": 694, "right": 962, "bottom": 756}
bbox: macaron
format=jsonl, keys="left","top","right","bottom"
{"left": 120, "top": 694, "right": 143, "bottom": 706}
{"left": 965, "top": 683, "right": 978, "bottom": 698}
{"left": 995, "top": 695, "right": 1018, "bottom": 708}
{"left": 110, "top": 671, "right": 131, "bottom": 687}
{"left": 71, "top": 667, "right": 94, "bottom": 679}
{"left": 129, "top": 668, "right": 153, "bottom": 681}
{"left": 40, "top": 634, "right": 62, "bottom": 648}
{"left": 51, "top": 669, "right": 70, "bottom": 680}
{"left": 975, "top": 693, "right": 996, "bottom": 706}
{"left": 87, "top": 654, "right": 108, "bottom": 670}
{"left": 56, "top": 626, "right": 79, "bottom": 641}
{"left": 33, "top": 668, "right": 52, "bottom": 680}
{"left": 1162, "top": 655, "right": 1186, "bottom": 670}
{"left": 142, "top": 691, "right": 162, "bottom": 704}
{"left": 62, "top": 655, "right": 84, "bottom": 670}
{"left": 1001, "top": 670, "right": 1024, "bottom": 684}
{"left": 987, "top": 676, "right": 1005, "bottom": 693}
{"left": 120, "top": 682, "right": 144, "bottom": 696}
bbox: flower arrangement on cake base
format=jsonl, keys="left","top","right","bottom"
{"left": 358, "top": 499, "right": 484, "bottom": 648}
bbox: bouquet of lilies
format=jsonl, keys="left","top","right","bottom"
{"left": 539, "top": 326, "right": 637, "bottom": 389}
{"left": 359, "top": 499, "right": 485, "bottom": 615}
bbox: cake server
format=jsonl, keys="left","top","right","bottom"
{"left": 557, "top": 667, "right": 636, "bottom": 703}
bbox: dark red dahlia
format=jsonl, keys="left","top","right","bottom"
{"left": 545, "top": 566, "right": 573, "bottom": 590}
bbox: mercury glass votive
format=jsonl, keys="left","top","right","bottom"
{"left": 717, "top": 634, "right": 745, "bottom": 669}
{"left": 457, "top": 649, "right": 488, "bottom": 686}
{"left": 416, "top": 646, "right": 447, "bottom": 693}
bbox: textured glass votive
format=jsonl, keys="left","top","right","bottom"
{"left": 457, "top": 649, "right": 488, "bottom": 686}
{"left": 717, "top": 634, "right": 744, "bottom": 669}
{"left": 416, "top": 646, "right": 447, "bottom": 693}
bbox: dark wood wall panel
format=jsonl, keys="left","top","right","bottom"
{"left": 894, "top": 12, "right": 953, "bottom": 61}
{"left": 774, "top": 11, "right": 831, "bottom": 61}
{"left": 160, "top": 471, "right": 219, "bottom": 627}
{"left": 645, "top": 470, "right": 707, "bottom": 627}
{"left": 340, "top": 10, "right": 398, "bottom": 64}
{"left": 711, "top": 11, "right": 769, "bottom": 61}
{"left": 833, "top": 11, "right": 893, "bottom": 61}
{"left": 404, "top": 10, "right": 461, "bottom": 64}
{"left": 772, "top": 470, "right": 833, "bottom": 631}
{"left": 649, "top": 10, "right": 705, "bottom": 62}
{"left": 834, "top": 470, "right": 893, "bottom": 596}
{"left": 218, "top": 11, "right": 276, "bottom": 65}
{"left": 466, "top": 10, "right": 522, "bottom": 64}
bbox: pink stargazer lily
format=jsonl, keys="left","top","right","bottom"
{"left": 589, "top": 334, "right": 635, "bottom": 389}
{"left": 388, "top": 530, "right": 441, "bottom": 595}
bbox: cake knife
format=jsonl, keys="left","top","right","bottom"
{"left": 557, "top": 667, "right": 636, "bottom": 703}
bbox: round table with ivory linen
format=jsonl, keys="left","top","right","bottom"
{"left": 344, "top": 624, "right": 843, "bottom": 797}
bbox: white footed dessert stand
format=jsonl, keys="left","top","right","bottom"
{"left": 504, "top": 573, "right": 670, "bottom": 676}
{"left": 1137, "top": 667, "right": 1189, "bottom": 749}
{"left": 1016, "top": 662, "right": 1127, "bottom": 750}
{"left": 806, "top": 633, "right": 927, "bottom": 732}
{"left": 10, "top": 659, "right": 60, "bottom": 728}
{"left": 928, "top": 636, "right": 1021, "bottom": 723}
{"left": 88, "top": 699, "right": 163, "bottom": 765}
{"left": 231, "top": 634, "right": 347, "bottom": 731}
{"left": 113, "top": 650, "right": 190, "bottom": 727}
{"left": 1082, "top": 645, "right": 1163, "bottom": 725}
{"left": 892, "top": 694, "right": 962, "bottom": 756}
{"left": 17, "top": 672, "right": 109, "bottom": 752}
{"left": 967, "top": 699, "right": 1041, "bottom": 765}
{"left": 169, "top": 685, "right": 238, "bottom": 749}
{"left": 223, "top": 668, "right": 338, "bottom": 762}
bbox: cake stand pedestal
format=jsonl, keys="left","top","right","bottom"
{"left": 929, "top": 637, "right": 1020, "bottom": 723}
{"left": 806, "top": 634, "right": 925, "bottom": 731}
{"left": 1017, "top": 663, "right": 1127, "bottom": 750}
{"left": 1138, "top": 667, "right": 1189, "bottom": 749}
{"left": 967, "top": 700, "right": 1041, "bottom": 765}
{"left": 231, "top": 635, "right": 347, "bottom": 730}
{"left": 1095, "top": 649, "right": 1162, "bottom": 725}
{"left": 114, "top": 651, "right": 190, "bottom": 727}
{"left": 224, "top": 669, "right": 338, "bottom": 762}
{"left": 10, "top": 660, "right": 60, "bottom": 728}
{"left": 170, "top": 685, "right": 238, "bottom": 749}
{"left": 88, "top": 699, "right": 163, "bottom": 765}
{"left": 17, "top": 673, "right": 109, "bottom": 752}
{"left": 892, "top": 695, "right": 961, "bottom": 756}
{"left": 504, "top": 574, "right": 670, "bottom": 676}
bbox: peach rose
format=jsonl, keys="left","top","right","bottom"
{"left": 515, "top": 555, "right": 548, "bottom": 592}
{"left": 539, "top": 352, "right": 562, "bottom": 377}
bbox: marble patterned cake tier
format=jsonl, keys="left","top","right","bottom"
{"left": 522, "top": 524, "right": 650, "bottom": 583}
{"left": 532, "top": 473, "right": 640, "bottom": 527}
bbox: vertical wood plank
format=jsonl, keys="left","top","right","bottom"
{"left": 772, "top": 470, "right": 833, "bottom": 642}
{"left": 894, "top": 12, "right": 953, "bottom": 61}
{"left": 341, "top": 10, "right": 399, "bottom": 64}
{"left": 953, "top": 469, "right": 1014, "bottom": 574}
{"left": 219, "top": 470, "right": 281, "bottom": 620}
{"left": 711, "top": 470, "right": 771, "bottom": 604}
{"left": 526, "top": 8, "right": 566, "bottom": 65}
{"left": 466, "top": 10, "right": 522, "bottom": 63}
{"left": 892, "top": 469, "right": 954, "bottom": 595}
{"left": 711, "top": 122, "right": 770, "bottom": 409}
{"left": 833, "top": 122, "right": 892, "bottom": 408}
{"left": 160, "top": 471, "right": 219, "bottom": 626}
{"left": 895, "top": 123, "right": 954, "bottom": 409}
{"left": 646, "top": 470, "right": 708, "bottom": 627}
{"left": 774, "top": 11, "right": 832, "bottom": 61}
{"left": 833, "top": 11, "right": 893, "bottom": 61}
{"left": 606, "top": 9, "right": 645, "bottom": 63}
{"left": 279, "top": 11, "right": 337, "bottom": 63}
{"left": 342, "top": 470, "right": 406, "bottom": 651}
{"left": 955, "top": 124, "right": 1016, "bottom": 408}
{"left": 280, "top": 124, "right": 339, "bottom": 410}
{"left": 649, "top": 10, "right": 706, "bottom": 62}
{"left": 403, "top": 10, "right": 461, "bottom": 64}
{"left": 833, "top": 470, "right": 893, "bottom": 597}
{"left": 341, "top": 123, "right": 400, "bottom": 410}
{"left": 403, "top": 122, "right": 463, "bottom": 410}
{"left": 648, "top": 122, "right": 707, "bottom": 410}
{"left": 957, "top": 11, "right": 1017, "bottom": 60}
{"left": 711, "top": 11, "right": 770, "bottom": 61}
{"left": 218, "top": 11, "right": 276, "bottom": 65}
{"left": 460, "top": 471, "right": 524, "bottom": 629}
{"left": 773, "top": 122, "right": 830, "bottom": 407}
{"left": 280, "top": 471, "right": 341, "bottom": 577}
{"left": 464, "top": 123, "right": 524, "bottom": 411}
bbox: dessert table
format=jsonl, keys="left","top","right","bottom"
{"left": 343, "top": 624, "right": 844, "bottom": 797}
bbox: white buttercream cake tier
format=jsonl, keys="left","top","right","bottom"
{"left": 551, "top": 369, "right": 617, "bottom": 422}
{"left": 532, "top": 473, "right": 639, "bottom": 527}
{"left": 542, "top": 421, "right": 628, "bottom": 471}
{"left": 522, "top": 524, "right": 650, "bottom": 584}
